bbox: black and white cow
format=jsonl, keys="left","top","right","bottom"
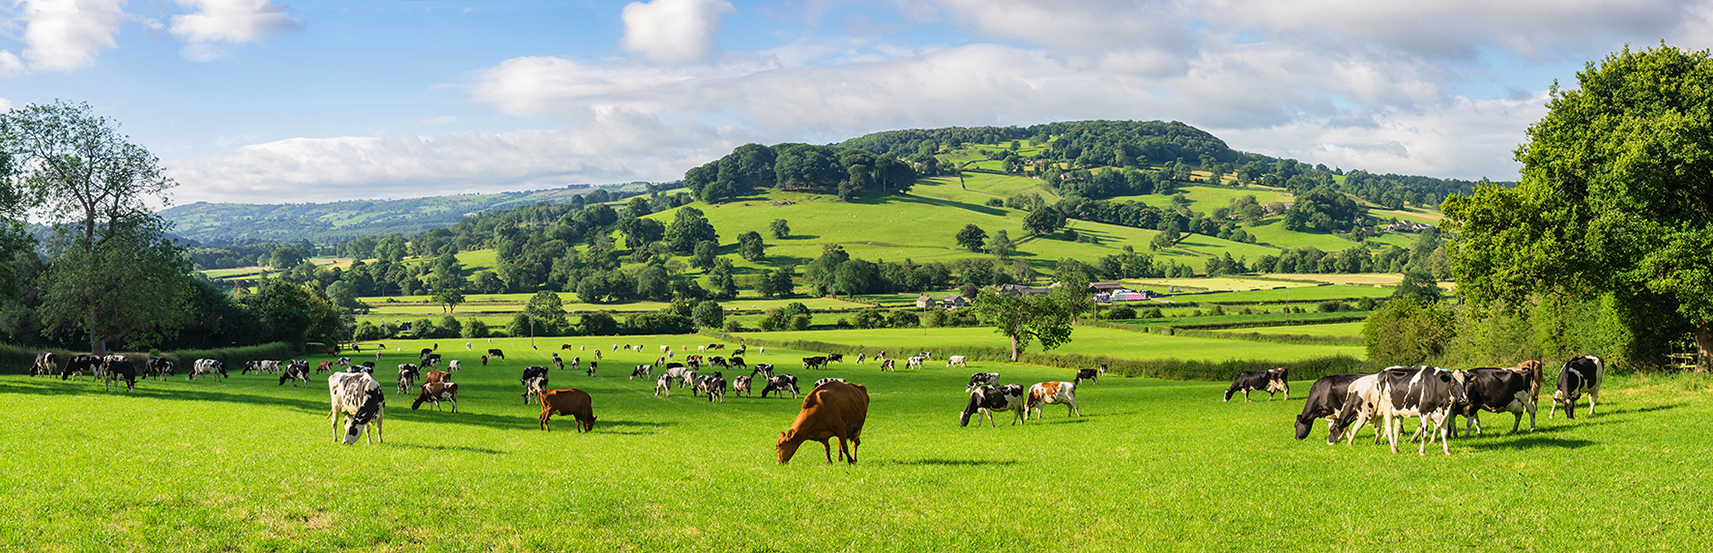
{"left": 329, "top": 372, "right": 385, "bottom": 445}
{"left": 663, "top": 364, "right": 694, "bottom": 389}
{"left": 1074, "top": 369, "right": 1100, "bottom": 385}
{"left": 552, "top": 353, "right": 565, "bottom": 371}
{"left": 1327, "top": 372, "right": 1391, "bottom": 446}
{"left": 965, "top": 372, "right": 999, "bottom": 393}
{"left": 728, "top": 356, "right": 745, "bottom": 370}
{"left": 631, "top": 364, "right": 653, "bottom": 380}
{"left": 825, "top": 353, "right": 844, "bottom": 363}
{"left": 145, "top": 356, "right": 173, "bottom": 379}
{"left": 397, "top": 364, "right": 421, "bottom": 395}
{"left": 280, "top": 360, "right": 311, "bottom": 387}
{"left": 104, "top": 360, "right": 138, "bottom": 392}
{"left": 705, "top": 376, "right": 726, "bottom": 403}
{"left": 1451, "top": 368, "right": 1537, "bottom": 436}
{"left": 1374, "top": 366, "right": 1468, "bottom": 456}
{"left": 709, "top": 356, "right": 729, "bottom": 369}
{"left": 879, "top": 359, "right": 895, "bottom": 372}
{"left": 761, "top": 375, "right": 800, "bottom": 399}
{"left": 421, "top": 353, "right": 442, "bottom": 369}
{"left": 802, "top": 356, "right": 828, "bottom": 370}
{"left": 522, "top": 376, "right": 548, "bottom": 404}
{"left": 1549, "top": 356, "right": 1604, "bottom": 420}
{"left": 61, "top": 354, "right": 102, "bottom": 381}
{"left": 1295, "top": 373, "right": 1368, "bottom": 443}
{"left": 734, "top": 375, "right": 752, "bottom": 397}
{"left": 959, "top": 384, "right": 1027, "bottom": 427}
{"left": 653, "top": 373, "right": 673, "bottom": 397}
{"left": 189, "top": 358, "right": 227, "bottom": 381}
{"left": 750, "top": 364, "right": 774, "bottom": 380}
{"left": 30, "top": 352, "right": 57, "bottom": 377}
{"left": 814, "top": 377, "right": 846, "bottom": 387}
{"left": 585, "top": 361, "right": 597, "bottom": 377}
{"left": 1224, "top": 368, "right": 1289, "bottom": 402}
{"left": 946, "top": 355, "right": 967, "bottom": 368}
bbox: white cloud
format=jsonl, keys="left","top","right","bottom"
{"left": 2, "top": 0, "right": 127, "bottom": 74}
{"left": 620, "top": 0, "right": 734, "bottom": 63}
{"left": 169, "top": 0, "right": 303, "bottom": 61}
{"left": 0, "top": 97, "right": 13, "bottom": 111}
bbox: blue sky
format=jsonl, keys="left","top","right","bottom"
{"left": 3, "top": 0, "right": 1709, "bottom": 204}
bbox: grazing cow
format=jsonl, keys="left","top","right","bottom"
{"left": 189, "top": 359, "right": 226, "bottom": 381}
{"left": 654, "top": 374, "right": 673, "bottom": 397}
{"left": 145, "top": 356, "right": 173, "bottom": 379}
{"left": 734, "top": 375, "right": 753, "bottom": 397}
{"left": 412, "top": 382, "right": 459, "bottom": 412}
{"left": 1550, "top": 356, "right": 1605, "bottom": 420}
{"left": 337, "top": 357, "right": 352, "bottom": 369}
{"left": 776, "top": 381, "right": 869, "bottom": 464}
{"left": 316, "top": 361, "right": 334, "bottom": 374}
{"left": 856, "top": 353, "right": 865, "bottom": 364}
{"left": 487, "top": 348, "right": 505, "bottom": 360}
{"left": 761, "top": 375, "right": 800, "bottom": 399}
{"left": 241, "top": 360, "right": 261, "bottom": 375}
{"left": 397, "top": 365, "right": 419, "bottom": 395}
{"left": 467, "top": 342, "right": 473, "bottom": 351}
{"left": 879, "top": 359, "right": 895, "bottom": 372}
{"left": 522, "top": 376, "right": 548, "bottom": 404}
{"left": 1328, "top": 372, "right": 1394, "bottom": 446}
{"left": 679, "top": 369, "right": 700, "bottom": 391}
{"left": 1513, "top": 360, "right": 1544, "bottom": 402}
{"left": 663, "top": 364, "right": 693, "bottom": 388}
{"left": 104, "top": 360, "right": 138, "bottom": 392}
{"left": 356, "top": 361, "right": 376, "bottom": 374}
{"left": 1074, "top": 369, "right": 1100, "bottom": 385}
{"left": 802, "top": 356, "right": 828, "bottom": 370}
{"left": 825, "top": 353, "right": 844, "bottom": 363}
{"left": 946, "top": 355, "right": 968, "bottom": 369}
{"left": 520, "top": 366, "right": 550, "bottom": 403}
{"left": 375, "top": 351, "right": 383, "bottom": 363}
{"left": 1295, "top": 373, "right": 1368, "bottom": 443}
{"left": 750, "top": 364, "right": 775, "bottom": 380}
{"left": 965, "top": 372, "right": 1000, "bottom": 393}
{"left": 906, "top": 356, "right": 924, "bottom": 369}
{"left": 425, "top": 370, "right": 450, "bottom": 384}
{"left": 98, "top": 355, "right": 124, "bottom": 379}
{"left": 262, "top": 360, "right": 284, "bottom": 375}
{"left": 916, "top": 351, "right": 932, "bottom": 361}
{"left": 710, "top": 356, "right": 729, "bottom": 369}
{"left": 660, "top": 345, "right": 670, "bottom": 353}
{"left": 1451, "top": 368, "right": 1537, "bottom": 436}
{"left": 959, "top": 384, "right": 1027, "bottom": 427}
{"left": 481, "top": 355, "right": 489, "bottom": 366}
{"left": 447, "top": 360, "right": 461, "bottom": 373}
{"left": 631, "top": 365, "right": 653, "bottom": 380}
{"left": 419, "top": 348, "right": 434, "bottom": 359}
{"left": 561, "top": 344, "right": 574, "bottom": 350}
{"left": 552, "top": 354, "right": 565, "bottom": 371}
{"left": 538, "top": 389, "right": 596, "bottom": 432}
{"left": 594, "top": 350, "right": 601, "bottom": 361}
{"left": 705, "top": 377, "right": 727, "bottom": 403}
{"left": 1098, "top": 363, "right": 1108, "bottom": 377}
{"left": 280, "top": 361, "right": 310, "bottom": 387}
{"left": 1025, "top": 381, "right": 1080, "bottom": 419}
{"left": 1223, "top": 368, "right": 1290, "bottom": 402}
{"left": 328, "top": 372, "right": 385, "bottom": 445}
{"left": 1375, "top": 366, "right": 1469, "bottom": 456}
{"left": 61, "top": 354, "right": 102, "bottom": 381}
{"left": 586, "top": 361, "right": 598, "bottom": 377}
{"left": 421, "top": 354, "right": 442, "bottom": 368}
{"left": 815, "top": 377, "right": 845, "bottom": 387}
{"left": 31, "top": 352, "right": 57, "bottom": 377}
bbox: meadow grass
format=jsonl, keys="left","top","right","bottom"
{"left": 1111, "top": 311, "right": 1369, "bottom": 330}
{"left": 759, "top": 325, "right": 1368, "bottom": 362}
{"left": 1120, "top": 276, "right": 1326, "bottom": 291}
{"left": 5, "top": 334, "right": 1706, "bottom": 551}
{"left": 1184, "top": 285, "right": 1395, "bottom": 303}
{"left": 1213, "top": 321, "right": 1367, "bottom": 338}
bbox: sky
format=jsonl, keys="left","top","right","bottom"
{"left": 2, "top": 0, "right": 1710, "bottom": 206}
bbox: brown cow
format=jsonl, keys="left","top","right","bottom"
{"left": 1512, "top": 360, "right": 1544, "bottom": 402}
{"left": 411, "top": 382, "right": 459, "bottom": 412}
{"left": 425, "top": 370, "right": 450, "bottom": 384}
{"left": 538, "top": 389, "right": 596, "bottom": 432}
{"left": 775, "top": 381, "right": 869, "bottom": 464}
{"left": 316, "top": 360, "right": 334, "bottom": 374}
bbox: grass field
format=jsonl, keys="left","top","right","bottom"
{"left": 1183, "top": 285, "right": 1396, "bottom": 303}
{"left": 1213, "top": 321, "right": 1367, "bottom": 338}
{"left": 5, "top": 335, "right": 1708, "bottom": 551}
{"left": 1112, "top": 311, "right": 1369, "bottom": 330}
{"left": 760, "top": 325, "right": 1368, "bottom": 362}
{"left": 1121, "top": 276, "right": 1329, "bottom": 292}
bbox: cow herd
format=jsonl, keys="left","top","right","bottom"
{"left": 1281, "top": 356, "right": 1604, "bottom": 456}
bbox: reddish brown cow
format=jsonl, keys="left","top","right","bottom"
{"left": 425, "top": 370, "right": 450, "bottom": 384}
{"left": 411, "top": 382, "right": 459, "bottom": 412}
{"left": 316, "top": 361, "right": 334, "bottom": 374}
{"left": 538, "top": 389, "right": 596, "bottom": 432}
{"left": 775, "top": 381, "right": 869, "bottom": 464}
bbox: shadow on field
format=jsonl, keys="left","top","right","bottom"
{"left": 1464, "top": 435, "right": 1599, "bottom": 450}
{"left": 1608, "top": 402, "right": 1679, "bottom": 415}
{"left": 1, "top": 379, "right": 330, "bottom": 412}
{"left": 389, "top": 442, "right": 506, "bottom": 454}
{"left": 885, "top": 459, "right": 1019, "bottom": 467}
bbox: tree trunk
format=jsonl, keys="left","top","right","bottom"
{"left": 1695, "top": 319, "right": 1712, "bottom": 373}
{"left": 1009, "top": 330, "right": 1020, "bottom": 362}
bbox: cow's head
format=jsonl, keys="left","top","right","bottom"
{"left": 1294, "top": 413, "right": 1315, "bottom": 440}
{"left": 1554, "top": 389, "right": 1577, "bottom": 419}
{"left": 775, "top": 430, "right": 804, "bottom": 464}
{"left": 578, "top": 414, "right": 596, "bottom": 433}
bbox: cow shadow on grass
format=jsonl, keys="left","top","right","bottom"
{"left": 1463, "top": 435, "right": 1599, "bottom": 451}
{"left": 885, "top": 459, "right": 1020, "bottom": 467}
{"left": 388, "top": 442, "right": 506, "bottom": 455}
{"left": 2, "top": 380, "right": 330, "bottom": 412}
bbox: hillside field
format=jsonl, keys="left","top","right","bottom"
{"left": 4, "top": 335, "right": 1708, "bottom": 551}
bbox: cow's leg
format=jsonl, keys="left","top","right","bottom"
{"left": 1589, "top": 388, "right": 1599, "bottom": 416}
{"left": 1068, "top": 399, "right": 1080, "bottom": 417}
{"left": 540, "top": 412, "right": 552, "bottom": 431}
{"left": 821, "top": 440, "right": 834, "bottom": 464}
{"left": 1547, "top": 398, "right": 1557, "bottom": 419}
{"left": 1525, "top": 398, "right": 1537, "bottom": 432}
{"left": 330, "top": 410, "right": 341, "bottom": 443}
{"left": 1244, "top": 389, "right": 1253, "bottom": 402}
{"left": 1386, "top": 412, "right": 1400, "bottom": 454}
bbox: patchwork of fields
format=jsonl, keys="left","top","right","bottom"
{"left": 5, "top": 336, "right": 1707, "bottom": 550}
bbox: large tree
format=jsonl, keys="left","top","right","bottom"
{"left": 3, "top": 101, "right": 189, "bottom": 354}
{"left": 972, "top": 279, "right": 1088, "bottom": 361}
{"left": 1443, "top": 44, "right": 1713, "bottom": 369}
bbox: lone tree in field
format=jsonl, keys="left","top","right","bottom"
{"left": 1443, "top": 43, "right": 1713, "bottom": 370}
{"left": 972, "top": 276, "right": 1090, "bottom": 361}
{"left": 955, "top": 224, "right": 988, "bottom": 252}
{"left": 770, "top": 218, "right": 790, "bottom": 239}
{"left": 2, "top": 101, "right": 190, "bottom": 355}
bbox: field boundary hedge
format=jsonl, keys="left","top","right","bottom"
{"left": 699, "top": 329, "right": 1370, "bottom": 382}
{"left": 0, "top": 342, "right": 300, "bottom": 376}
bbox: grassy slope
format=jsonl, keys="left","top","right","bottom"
{"left": 5, "top": 336, "right": 1707, "bottom": 551}
{"left": 761, "top": 325, "right": 1368, "bottom": 362}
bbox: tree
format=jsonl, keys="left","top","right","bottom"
{"left": 955, "top": 224, "right": 988, "bottom": 252}
{"left": 738, "top": 231, "right": 766, "bottom": 261}
{"left": 1393, "top": 270, "right": 1442, "bottom": 304}
{"left": 972, "top": 285, "right": 1081, "bottom": 361}
{"left": 525, "top": 290, "right": 569, "bottom": 334}
{"left": 1443, "top": 44, "right": 1713, "bottom": 369}
{"left": 771, "top": 265, "right": 796, "bottom": 297}
{"left": 247, "top": 279, "right": 342, "bottom": 348}
{"left": 326, "top": 280, "right": 363, "bottom": 311}
{"left": 581, "top": 311, "right": 619, "bottom": 336}
{"left": 269, "top": 246, "right": 311, "bottom": 269}
{"left": 1362, "top": 298, "right": 1456, "bottom": 364}
{"left": 989, "top": 230, "right": 1016, "bottom": 261}
{"left": 770, "top": 219, "right": 790, "bottom": 239}
{"left": 665, "top": 207, "right": 718, "bottom": 254}
{"left": 5, "top": 102, "right": 191, "bottom": 355}
{"left": 1023, "top": 206, "right": 1066, "bottom": 235}
{"left": 692, "top": 300, "right": 725, "bottom": 329}
{"left": 692, "top": 240, "right": 718, "bottom": 270}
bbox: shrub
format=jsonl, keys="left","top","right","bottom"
{"left": 1319, "top": 300, "right": 1346, "bottom": 313}
{"left": 1363, "top": 298, "right": 1456, "bottom": 364}
{"left": 1105, "top": 305, "right": 1137, "bottom": 320}
{"left": 724, "top": 320, "right": 744, "bottom": 333}
{"left": 984, "top": 197, "right": 1003, "bottom": 207}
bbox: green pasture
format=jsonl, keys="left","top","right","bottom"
{"left": 359, "top": 295, "right": 871, "bottom": 314}
{"left": 1182, "top": 285, "right": 1395, "bottom": 303}
{"left": 1215, "top": 321, "right": 1366, "bottom": 338}
{"left": 5, "top": 334, "right": 1706, "bottom": 551}
{"left": 760, "top": 325, "right": 1367, "bottom": 362}
{"left": 1121, "top": 276, "right": 1327, "bottom": 292}
{"left": 1245, "top": 219, "right": 1363, "bottom": 251}
{"left": 1111, "top": 310, "right": 1369, "bottom": 330}
{"left": 1105, "top": 185, "right": 1292, "bottom": 211}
